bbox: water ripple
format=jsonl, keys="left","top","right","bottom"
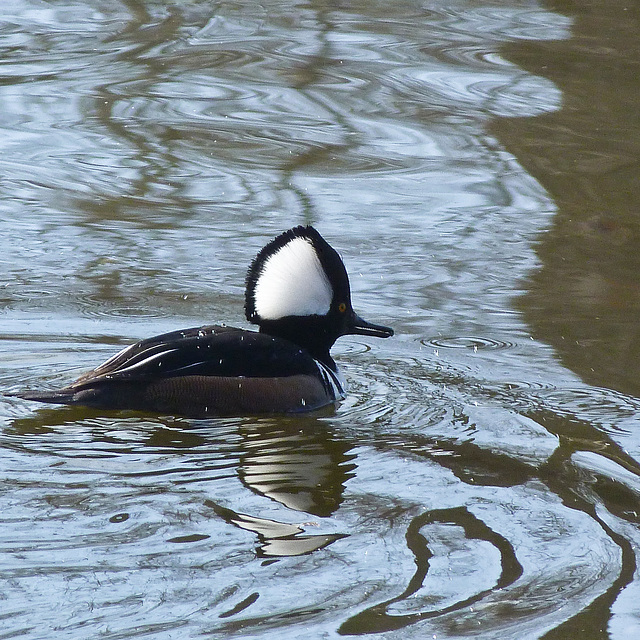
{"left": 3, "top": 1, "right": 638, "bottom": 639}
{"left": 339, "top": 506, "right": 523, "bottom": 634}
{"left": 423, "top": 335, "right": 516, "bottom": 350}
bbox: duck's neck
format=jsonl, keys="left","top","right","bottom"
{"left": 258, "top": 317, "right": 338, "bottom": 371}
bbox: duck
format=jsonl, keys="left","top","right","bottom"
{"left": 13, "top": 226, "right": 393, "bottom": 416}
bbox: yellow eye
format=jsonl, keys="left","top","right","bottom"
{"left": 338, "top": 302, "right": 347, "bottom": 313}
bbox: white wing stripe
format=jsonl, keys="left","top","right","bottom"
{"left": 105, "top": 349, "right": 179, "bottom": 376}
{"left": 94, "top": 342, "right": 137, "bottom": 370}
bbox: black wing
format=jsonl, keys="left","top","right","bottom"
{"left": 71, "top": 325, "right": 319, "bottom": 388}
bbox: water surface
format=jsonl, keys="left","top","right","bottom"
{"left": 2, "top": 1, "right": 640, "bottom": 638}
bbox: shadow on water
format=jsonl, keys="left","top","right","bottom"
{"left": 488, "top": 2, "right": 640, "bottom": 636}
{"left": 333, "top": 404, "right": 640, "bottom": 636}
{"left": 536, "top": 416, "right": 638, "bottom": 640}
{"left": 69, "top": 0, "right": 351, "bottom": 233}
{"left": 338, "top": 506, "right": 524, "bottom": 634}
{"left": 491, "top": 0, "right": 640, "bottom": 398}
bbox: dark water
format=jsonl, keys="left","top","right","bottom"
{"left": 2, "top": 0, "right": 640, "bottom": 638}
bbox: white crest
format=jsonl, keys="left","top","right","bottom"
{"left": 253, "top": 237, "right": 333, "bottom": 319}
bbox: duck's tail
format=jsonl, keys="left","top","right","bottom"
{"left": 6, "top": 389, "right": 76, "bottom": 405}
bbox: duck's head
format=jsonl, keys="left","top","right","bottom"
{"left": 245, "top": 225, "right": 394, "bottom": 368}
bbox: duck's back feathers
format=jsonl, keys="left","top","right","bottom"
{"left": 76, "top": 325, "right": 320, "bottom": 382}
{"left": 15, "top": 325, "right": 344, "bottom": 416}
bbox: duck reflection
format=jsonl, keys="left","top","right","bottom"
{"left": 207, "top": 419, "right": 354, "bottom": 557}
{"left": 236, "top": 420, "right": 356, "bottom": 516}
{"left": 205, "top": 502, "right": 348, "bottom": 558}
{"left": 8, "top": 408, "right": 355, "bottom": 558}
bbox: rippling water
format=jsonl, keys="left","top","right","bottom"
{"left": 2, "top": 0, "right": 640, "bottom": 638}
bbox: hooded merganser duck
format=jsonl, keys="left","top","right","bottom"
{"left": 13, "top": 226, "right": 393, "bottom": 416}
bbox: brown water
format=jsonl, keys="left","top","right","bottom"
{"left": 2, "top": 0, "right": 640, "bottom": 638}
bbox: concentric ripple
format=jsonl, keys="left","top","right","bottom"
{"left": 422, "top": 335, "right": 516, "bottom": 350}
